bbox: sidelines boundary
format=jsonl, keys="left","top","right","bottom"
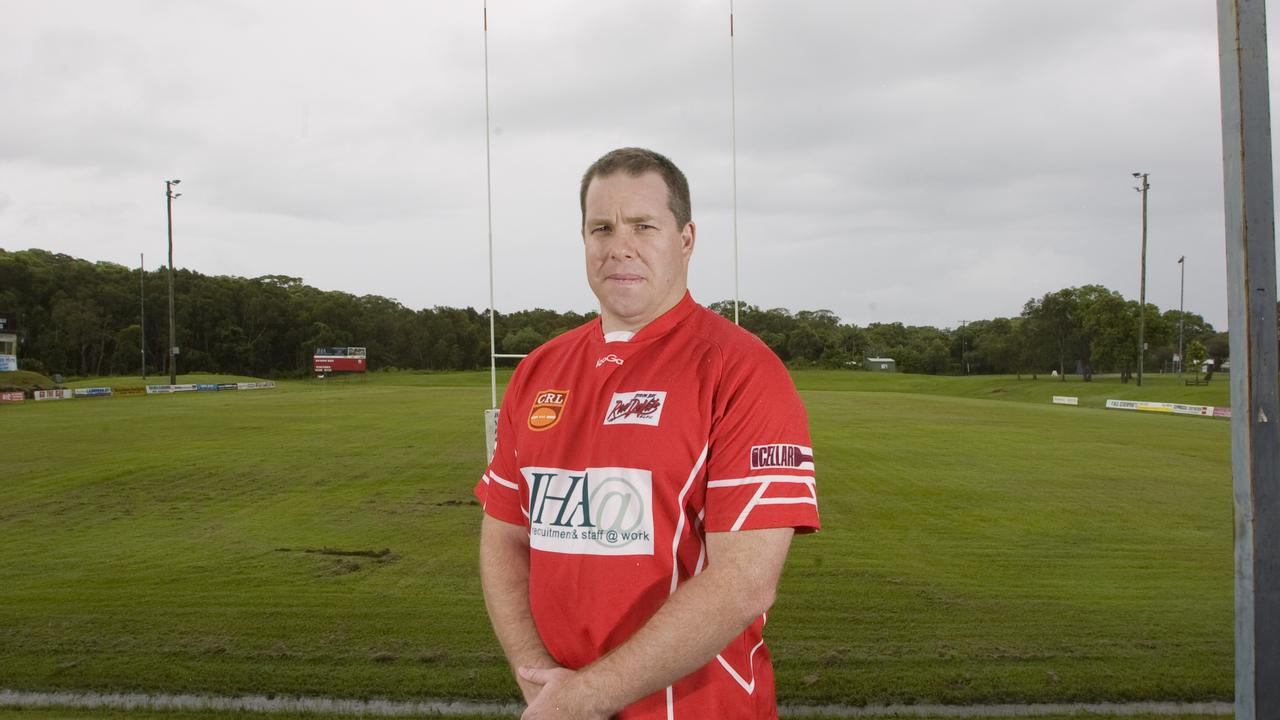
{"left": 0, "top": 690, "right": 1232, "bottom": 718}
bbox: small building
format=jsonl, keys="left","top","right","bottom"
{"left": 0, "top": 312, "right": 17, "bottom": 372}
{"left": 865, "top": 356, "right": 896, "bottom": 373}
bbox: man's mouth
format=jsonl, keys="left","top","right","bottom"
{"left": 606, "top": 273, "right": 645, "bottom": 285}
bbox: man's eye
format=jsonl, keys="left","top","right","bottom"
{"left": 637, "top": 224, "right": 655, "bottom": 231}
{"left": 591, "top": 226, "right": 611, "bottom": 234}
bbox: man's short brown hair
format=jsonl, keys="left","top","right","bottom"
{"left": 579, "top": 147, "right": 692, "bottom": 229}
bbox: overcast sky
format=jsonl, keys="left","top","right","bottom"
{"left": 2, "top": 1, "right": 1273, "bottom": 330}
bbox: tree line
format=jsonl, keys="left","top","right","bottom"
{"left": 0, "top": 248, "right": 1228, "bottom": 380}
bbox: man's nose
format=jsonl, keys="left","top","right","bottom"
{"left": 608, "top": 230, "right": 636, "bottom": 260}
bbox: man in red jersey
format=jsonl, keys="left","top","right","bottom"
{"left": 475, "top": 148, "right": 820, "bottom": 720}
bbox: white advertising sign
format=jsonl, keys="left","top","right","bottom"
{"left": 521, "top": 466, "right": 655, "bottom": 557}
{"left": 1105, "top": 399, "right": 1219, "bottom": 418}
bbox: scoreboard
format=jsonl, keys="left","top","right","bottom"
{"left": 313, "top": 347, "right": 367, "bottom": 375}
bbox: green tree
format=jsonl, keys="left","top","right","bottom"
{"left": 1187, "top": 339, "right": 1209, "bottom": 380}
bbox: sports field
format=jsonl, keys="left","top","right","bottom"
{"left": 0, "top": 370, "right": 1233, "bottom": 714}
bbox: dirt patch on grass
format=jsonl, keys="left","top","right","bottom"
{"left": 275, "top": 547, "right": 400, "bottom": 576}
{"left": 276, "top": 546, "right": 396, "bottom": 559}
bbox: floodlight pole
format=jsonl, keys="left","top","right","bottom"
{"left": 1217, "top": 1, "right": 1280, "bottom": 718}
{"left": 140, "top": 253, "right": 146, "bottom": 380}
{"left": 165, "top": 179, "right": 181, "bottom": 386}
{"left": 1133, "top": 172, "right": 1149, "bottom": 387}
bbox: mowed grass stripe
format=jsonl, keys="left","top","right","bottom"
{"left": 0, "top": 372, "right": 1232, "bottom": 704}
{"left": 772, "top": 389, "right": 1228, "bottom": 703}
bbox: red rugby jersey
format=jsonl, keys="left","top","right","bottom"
{"left": 474, "top": 292, "right": 820, "bottom": 720}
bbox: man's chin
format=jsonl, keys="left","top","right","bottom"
{"left": 599, "top": 299, "right": 654, "bottom": 329}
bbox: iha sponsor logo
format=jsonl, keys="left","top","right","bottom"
{"left": 521, "top": 466, "right": 654, "bottom": 556}
{"left": 528, "top": 389, "right": 569, "bottom": 432}
{"left": 750, "top": 444, "right": 814, "bottom": 470}
{"left": 595, "top": 353, "right": 624, "bottom": 368}
{"left": 603, "top": 390, "right": 666, "bottom": 426}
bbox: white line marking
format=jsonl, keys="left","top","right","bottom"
{"left": 0, "top": 690, "right": 1234, "bottom": 717}
{"left": 730, "top": 480, "right": 771, "bottom": 531}
{"left": 708, "top": 475, "right": 815, "bottom": 489}
{"left": 756, "top": 497, "right": 818, "bottom": 507}
{"left": 669, "top": 443, "right": 709, "bottom": 595}
{"left": 488, "top": 472, "right": 518, "bottom": 490}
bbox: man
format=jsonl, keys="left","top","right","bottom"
{"left": 475, "top": 147, "right": 819, "bottom": 719}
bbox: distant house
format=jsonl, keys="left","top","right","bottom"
{"left": 0, "top": 313, "right": 16, "bottom": 372}
{"left": 865, "top": 357, "right": 896, "bottom": 373}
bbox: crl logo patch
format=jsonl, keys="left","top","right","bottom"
{"left": 528, "top": 389, "right": 569, "bottom": 431}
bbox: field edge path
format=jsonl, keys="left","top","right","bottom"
{"left": 0, "top": 690, "right": 1232, "bottom": 717}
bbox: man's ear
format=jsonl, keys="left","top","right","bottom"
{"left": 682, "top": 221, "right": 696, "bottom": 258}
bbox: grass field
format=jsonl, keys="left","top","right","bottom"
{"left": 0, "top": 370, "right": 1233, "bottom": 711}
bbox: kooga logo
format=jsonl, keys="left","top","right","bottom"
{"left": 521, "top": 466, "right": 654, "bottom": 557}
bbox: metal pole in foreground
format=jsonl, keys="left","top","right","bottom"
{"left": 1133, "top": 172, "right": 1149, "bottom": 386}
{"left": 1217, "top": 1, "right": 1280, "bottom": 717}
{"left": 140, "top": 253, "right": 146, "bottom": 380}
{"left": 1178, "top": 255, "right": 1185, "bottom": 379}
{"left": 165, "top": 179, "right": 181, "bottom": 386}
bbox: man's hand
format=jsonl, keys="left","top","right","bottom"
{"left": 479, "top": 515, "right": 559, "bottom": 703}
{"left": 520, "top": 528, "right": 795, "bottom": 716}
{"left": 517, "top": 666, "right": 607, "bottom": 720}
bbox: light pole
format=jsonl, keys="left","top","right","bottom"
{"left": 1133, "top": 172, "right": 1149, "bottom": 386}
{"left": 1178, "top": 255, "right": 1186, "bottom": 379}
{"left": 140, "top": 253, "right": 146, "bottom": 379}
{"left": 166, "top": 179, "right": 181, "bottom": 385}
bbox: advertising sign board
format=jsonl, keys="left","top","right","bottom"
{"left": 1105, "top": 399, "right": 1222, "bottom": 418}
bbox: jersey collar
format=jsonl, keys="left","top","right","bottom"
{"left": 594, "top": 291, "right": 698, "bottom": 345}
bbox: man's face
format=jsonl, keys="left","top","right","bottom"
{"left": 582, "top": 171, "right": 695, "bottom": 333}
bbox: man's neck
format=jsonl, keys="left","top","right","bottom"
{"left": 600, "top": 292, "right": 686, "bottom": 335}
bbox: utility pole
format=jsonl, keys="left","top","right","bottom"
{"left": 1178, "top": 255, "right": 1186, "bottom": 379}
{"left": 165, "top": 179, "right": 181, "bottom": 386}
{"left": 140, "top": 253, "right": 146, "bottom": 380}
{"left": 1132, "top": 172, "right": 1150, "bottom": 387}
{"left": 1217, "top": 1, "right": 1280, "bottom": 717}
{"left": 959, "top": 320, "right": 968, "bottom": 375}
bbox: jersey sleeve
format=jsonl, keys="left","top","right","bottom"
{"left": 473, "top": 368, "right": 528, "bottom": 527}
{"left": 703, "top": 345, "right": 820, "bottom": 534}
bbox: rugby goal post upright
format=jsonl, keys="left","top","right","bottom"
{"left": 481, "top": 2, "right": 527, "bottom": 462}
{"left": 1217, "top": 1, "right": 1280, "bottom": 717}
